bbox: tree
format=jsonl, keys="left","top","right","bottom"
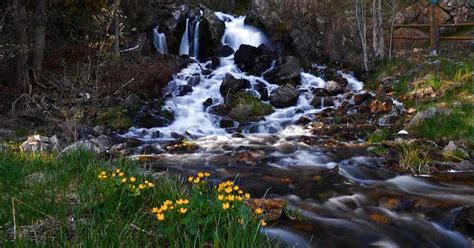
{"left": 13, "top": 0, "right": 30, "bottom": 93}
{"left": 32, "top": 0, "right": 46, "bottom": 82}
{"left": 386, "top": 0, "right": 400, "bottom": 61}
{"left": 372, "top": 0, "right": 384, "bottom": 60}
{"left": 354, "top": 0, "right": 369, "bottom": 72}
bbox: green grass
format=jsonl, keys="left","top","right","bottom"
{"left": 398, "top": 143, "right": 433, "bottom": 174}
{"left": 0, "top": 149, "right": 275, "bottom": 247}
{"left": 96, "top": 107, "right": 133, "bottom": 131}
{"left": 367, "top": 129, "right": 390, "bottom": 144}
{"left": 229, "top": 93, "right": 273, "bottom": 123}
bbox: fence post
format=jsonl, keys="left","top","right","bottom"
{"left": 429, "top": 0, "right": 440, "bottom": 55}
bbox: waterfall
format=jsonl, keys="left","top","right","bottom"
{"left": 153, "top": 27, "right": 168, "bottom": 54}
{"left": 179, "top": 19, "right": 190, "bottom": 56}
{"left": 215, "top": 12, "right": 269, "bottom": 51}
{"left": 192, "top": 20, "right": 201, "bottom": 58}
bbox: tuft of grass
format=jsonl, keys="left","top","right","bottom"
{"left": 425, "top": 74, "right": 441, "bottom": 91}
{"left": 367, "top": 129, "right": 390, "bottom": 143}
{"left": 398, "top": 143, "right": 432, "bottom": 174}
{"left": 0, "top": 149, "right": 275, "bottom": 247}
{"left": 229, "top": 93, "right": 273, "bottom": 123}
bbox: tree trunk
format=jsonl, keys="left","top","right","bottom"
{"left": 13, "top": 0, "right": 30, "bottom": 93}
{"left": 114, "top": 0, "right": 120, "bottom": 60}
{"left": 372, "top": 0, "right": 384, "bottom": 60}
{"left": 32, "top": 0, "right": 46, "bottom": 83}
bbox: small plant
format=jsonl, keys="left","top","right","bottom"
{"left": 367, "top": 129, "right": 390, "bottom": 143}
{"left": 398, "top": 144, "right": 432, "bottom": 174}
{"left": 425, "top": 74, "right": 441, "bottom": 91}
{"left": 150, "top": 172, "right": 268, "bottom": 246}
{"left": 97, "top": 168, "right": 154, "bottom": 197}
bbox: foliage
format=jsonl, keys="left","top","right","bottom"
{"left": 397, "top": 143, "right": 432, "bottom": 174}
{"left": 0, "top": 149, "right": 274, "bottom": 247}
{"left": 229, "top": 93, "right": 273, "bottom": 123}
{"left": 95, "top": 107, "right": 132, "bottom": 130}
{"left": 367, "top": 129, "right": 390, "bottom": 143}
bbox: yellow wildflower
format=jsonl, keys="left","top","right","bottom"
{"left": 161, "top": 205, "right": 168, "bottom": 211}
{"left": 193, "top": 177, "right": 201, "bottom": 184}
{"left": 179, "top": 208, "right": 188, "bottom": 214}
{"left": 227, "top": 195, "right": 235, "bottom": 201}
{"left": 236, "top": 196, "right": 243, "bottom": 201}
{"left": 233, "top": 185, "right": 239, "bottom": 191}
{"left": 245, "top": 193, "right": 251, "bottom": 199}
{"left": 183, "top": 199, "right": 189, "bottom": 204}
{"left": 218, "top": 195, "right": 224, "bottom": 201}
{"left": 188, "top": 176, "right": 194, "bottom": 182}
{"left": 152, "top": 207, "right": 159, "bottom": 213}
{"left": 225, "top": 187, "right": 233, "bottom": 194}
{"left": 130, "top": 177, "right": 136, "bottom": 183}
{"left": 165, "top": 200, "right": 173, "bottom": 206}
{"left": 261, "top": 220, "right": 267, "bottom": 226}
{"left": 112, "top": 173, "right": 116, "bottom": 177}
{"left": 255, "top": 208, "right": 263, "bottom": 215}
{"left": 222, "top": 202, "right": 230, "bottom": 210}
{"left": 115, "top": 169, "right": 121, "bottom": 173}
{"left": 119, "top": 172, "right": 125, "bottom": 177}
{"left": 198, "top": 172, "right": 204, "bottom": 178}
{"left": 139, "top": 184, "right": 145, "bottom": 190}
{"left": 204, "top": 172, "right": 210, "bottom": 177}
{"left": 121, "top": 178, "right": 127, "bottom": 183}
{"left": 100, "top": 171, "right": 106, "bottom": 175}
{"left": 238, "top": 190, "right": 244, "bottom": 195}
{"left": 170, "top": 206, "right": 174, "bottom": 210}
{"left": 147, "top": 182, "right": 154, "bottom": 188}
{"left": 156, "top": 213, "right": 165, "bottom": 221}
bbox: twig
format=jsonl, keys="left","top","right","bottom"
{"left": 113, "top": 78, "right": 135, "bottom": 96}
{"left": 12, "top": 198, "right": 16, "bottom": 240}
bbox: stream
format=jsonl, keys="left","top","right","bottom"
{"left": 129, "top": 12, "right": 474, "bottom": 248}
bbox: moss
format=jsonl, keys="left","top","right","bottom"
{"left": 367, "top": 129, "right": 390, "bottom": 143}
{"left": 96, "top": 107, "right": 133, "bottom": 131}
{"left": 228, "top": 93, "right": 273, "bottom": 123}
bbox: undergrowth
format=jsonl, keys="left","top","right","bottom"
{"left": 0, "top": 149, "right": 275, "bottom": 247}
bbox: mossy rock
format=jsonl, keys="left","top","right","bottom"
{"left": 96, "top": 107, "right": 133, "bottom": 131}
{"left": 228, "top": 92, "right": 273, "bottom": 123}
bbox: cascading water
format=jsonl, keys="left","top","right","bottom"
{"left": 152, "top": 26, "right": 168, "bottom": 54}
{"left": 192, "top": 20, "right": 201, "bottom": 58}
{"left": 179, "top": 19, "right": 190, "bottom": 56}
{"left": 123, "top": 12, "right": 474, "bottom": 248}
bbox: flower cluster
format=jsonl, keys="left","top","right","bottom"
{"left": 97, "top": 169, "right": 154, "bottom": 195}
{"left": 151, "top": 198, "right": 190, "bottom": 221}
{"left": 216, "top": 181, "right": 251, "bottom": 210}
{"left": 187, "top": 171, "right": 210, "bottom": 185}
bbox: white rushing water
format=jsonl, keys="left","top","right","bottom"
{"left": 124, "top": 12, "right": 363, "bottom": 140}
{"left": 179, "top": 18, "right": 190, "bottom": 56}
{"left": 153, "top": 27, "right": 168, "bottom": 54}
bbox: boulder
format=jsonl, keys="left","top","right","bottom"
{"left": 218, "top": 45, "right": 235, "bottom": 57}
{"left": 163, "top": 82, "right": 193, "bottom": 97}
{"left": 406, "top": 107, "right": 453, "bottom": 129}
{"left": 219, "top": 74, "right": 251, "bottom": 99}
{"left": 324, "top": 80, "right": 344, "bottom": 96}
{"left": 61, "top": 135, "right": 114, "bottom": 155}
{"left": 442, "top": 141, "right": 470, "bottom": 159}
{"left": 203, "top": 98, "right": 213, "bottom": 109}
{"left": 452, "top": 206, "right": 474, "bottom": 238}
{"left": 263, "top": 56, "right": 302, "bottom": 85}
{"left": 270, "top": 84, "right": 300, "bottom": 108}
{"left": 234, "top": 44, "right": 260, "bottom": 71}
{"left": 187, "top": 76, "right": 201, "bottom": 86}
{"left": 219, "top": 119, "right": 235, "bottom": 128}
{"left": 254, "top": 81, "right": 269, "bottom": 101}
{"left": 21, "top": 135, "right": 61, "bottom": 153}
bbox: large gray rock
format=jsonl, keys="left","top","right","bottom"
{"left": 21, "top": 135, "right": 61, "bottom": 153}
{"left": 406, "top": 107, "right": 453, "bottom": 129}
{"left": 270, "top": 84, "right": 300, "bottom": 108}
{"left": 61, "top": 135, "right": 114, "bottom": 155}
{"left": 264, "top": 56, "right": 302, "bottom": 85}
{"left": 325, "top": 81, "right": 344, "bottom": 96}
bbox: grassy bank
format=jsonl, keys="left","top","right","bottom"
{"left": 0, "top": 149, "right": 274, "bottom": 247}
